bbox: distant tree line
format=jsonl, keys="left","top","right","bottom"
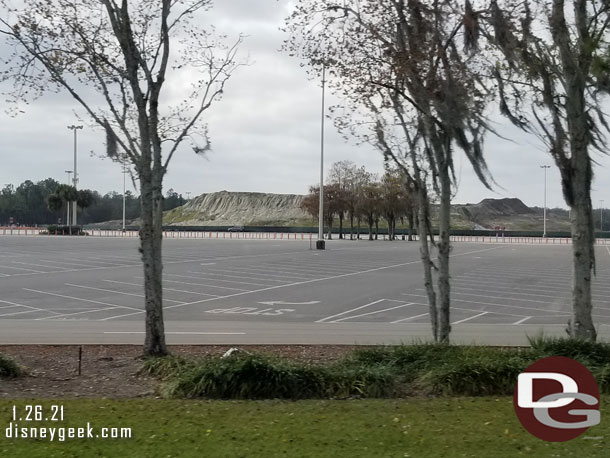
{"left": 301, "top": 161, "right": 416, "bottom": 240}
{"left": 0, "top": 178, "right": 187, "bottom": 226}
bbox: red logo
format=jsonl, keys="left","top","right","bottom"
{"left": 513, "top": 356, "right": 600, "bottom": 441}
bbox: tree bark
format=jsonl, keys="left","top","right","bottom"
{"left": 339, "top": 212, "right": 344, "bottom": 239}
{"left": 437, "top": 160, "right": 452, "bottom": 343}
{"left": 416, "top": 186, "right": 438, "bottom": 341}
{"left": 140, "top": 171, "right": 167, "bottom": 356}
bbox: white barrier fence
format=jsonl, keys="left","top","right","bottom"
{"left": 84, "top": 230, "right": 315, "bottom": 241}
{"left": 2, "top": 227, "right": 610, "bottom": 245}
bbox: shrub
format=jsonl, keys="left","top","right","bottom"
{"left": 141, "top": 356, "right": 197, "bottom": 379}
{"left": 421, "top": 356, "right": 528, "bottom": 396}
{"left": 0, "top": 354, "right": 23, "bottom": 378}
{"left": 160, "top": 354, "right": 397, "bottom": 399}
{"left": 528, "top": 335, "right": 610, "bottom": 367}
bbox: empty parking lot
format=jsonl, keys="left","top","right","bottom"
{"left": 1, "top": 235, "right": 609, "bottom": 344}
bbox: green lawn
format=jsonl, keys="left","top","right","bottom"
{"left": 0, "top": 397, "right": 607, "bottom": 457}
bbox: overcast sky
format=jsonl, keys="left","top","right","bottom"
{"left": 1, "top": 0, "right": 609, "bottom": 209}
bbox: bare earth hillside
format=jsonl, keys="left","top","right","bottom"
{"left": 164, "top": 191, "right": 312, "bottom": 226}
{"left": 91, "top": 192, "right": 568, "bottom": 231}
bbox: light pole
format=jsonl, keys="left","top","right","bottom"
{"left": 600, "top": 200, "right": 605, "bottom": 232}
{"left": 541, "top": 165, "right": 550, "bottom": 237}
{"left": 122, "top": 158, "right": 128, "bottom": 231}
{"left": 65, "top": 170, "right": 72, "bottom": 226}
{"left": 67, "top": 125, "right": 83, "bottom": 226}
{"left": 317, "top": 63, "right": 326, "bottom": 250}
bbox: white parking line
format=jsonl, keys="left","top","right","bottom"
{"left": 266, "top": 262, "right": 355, "bottom": 275}
{"left": 391, "top": 313, "right": 430, "bottom": 324}
{"left": 204, "top": 269, "right": 295, "bottom": 283}
{"left": 47, "top": 307, "right": 121, "bottom": 320}
{"left": 221, "top": 266, "right": 316, "bottom": 280}
{"left": 12, "top": 261, "right": 70, "bottom": 270}
{"left": 451, "top": 280, "right": 571, "bottom": 294}
{"left": 0, "top": 299, "right": 61, "bottom": 315}
{"left": 458, "top": 271, "right": 595, "bottom": 288}
{"left": 22, "top": 288, "right": 143, "bottom": 318}
{"left": 103, "top": 246, "right": 506, "bottom": 321}
{"left": 170, "top": 272, "right": 268, "bottom": 287}
{"left": 141, "top": 274, "right": 249, "bottom": 297}
{"left": 450, "top": 284, "right": 610, "bottom": 305}
{"left": 414, "top": 288, "right": 574, "bottom": 307}
{"left": 0, "top": 265, "right": 46, "bottom": 273}
{"left": 103, "top": 332, "right": 246, "bottom": 335}
{"left": 331, "top": 303, "right": 415, "bottom": 323}
{"left": 513, "top": 316, "right": 532, "bottom": 325}
{"left": 63, "top": 257, "right": 121, "bottom": 265}
{"left": 186, "top": 271, "right": 288, "bottom": 285}
{"left": 452, "top": 311, "right": 489, "bottom": 325}
{"left": 38, "top": 259, "right": 110, "bottom": 269}
{"left": 400, "top": 293, "right": 592, "bottom": 317}
{"left": 316, "top": 299, "right": 386, "bottom": 323}
{"left": 101, "top": 279, "right": 220, "bottom": 297}
{"left": 0, "top": 309, "right": 44, "bottom": 318}
{"left": 64, "top": 283, "right": 186, "bottom": 304}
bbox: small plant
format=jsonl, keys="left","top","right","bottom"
{"left": 0, "top": 354, "right": 23, "bottom": 378}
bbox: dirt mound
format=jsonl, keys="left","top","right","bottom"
{"left": 164, "top": 191, "right": 310, "bottom": 226}
{"left": 462, "top": 198, "right": 533, "bottom": 221}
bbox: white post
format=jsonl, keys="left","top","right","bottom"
{"left": 540, "top": 165, "right": 550, "bottom": 237}
{"left": 317, "top": 63, "right": 326, "bottom": 250}
{"left": 67, "top": 125, "right": 83, "bottom": 226}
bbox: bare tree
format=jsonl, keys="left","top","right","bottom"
{"left": 470, "top": 0, "right": 610, "bottom": 340}
{"left": 285, "top": 0, "right": 493, "bottom": 342}
{"left": 328, "top": 160, "right": 370, "bottom": 240}
{"left": 0, "top": 0, "right": 242, "bottom": 355}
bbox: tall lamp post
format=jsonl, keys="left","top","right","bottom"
{"left": 541, "top": 165, "right": 550, "bottom": 237}
{"left": 122, "top": 157, "right": 128, "bottom": 231}
{"left": 317, "top": 63, "right": 326, "bottom": 250}
{"left": 67, "top": 125, "right": 83, "bottom": 226}
{"left": 65, "top": 170, "right": 72, "bottom": 226}
{"left": 600, "top": 200, "right": 605, "bottom": 232}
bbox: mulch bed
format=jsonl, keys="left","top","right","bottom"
{"left": 0, "top": 345, "right": 358, "bottom": 399}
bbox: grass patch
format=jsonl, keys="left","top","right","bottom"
{"left": 0, "top": 354, "right": 23, "bottom": 378}
{"left": 145, "top": 339, "right": 610, "bottom": 399}
{"left": 0, "top": 398, "right": 608, "bottom": 457}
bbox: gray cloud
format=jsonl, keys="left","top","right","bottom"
{"left": 0, "top": 0, "right": 608, "bottom": 211}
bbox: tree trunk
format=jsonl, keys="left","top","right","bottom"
{"left": 339, "top": 213, "right": 344, "bottom": 239}
{"left": 375, "top": 218, "right": 379, "bottom": 240}
{"left": 417, "top": 186, "right": 438, "bottom": 341}
{"left": 437, "top": 160, "right": 452, "bottom": 343}
{"left": 407, "top": 209, "right": 415, "bottom": 241}
{"left": 367, "top": 216, "right": 373, "bottom": 240}
{"left": 350, "top": 213, "right": 354, "bottom": 240}
{"left": 566, "top": 127, "right": 596, "bottom": 340}
{"left": 570, "top": 195, "right": 596, "bottom": 340}
{"left": 140, "top": 171, "right": 168, "bottom": 356}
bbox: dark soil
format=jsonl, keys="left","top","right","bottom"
{"left": 0, "top": 345, "right": 358, "bottom": 399}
